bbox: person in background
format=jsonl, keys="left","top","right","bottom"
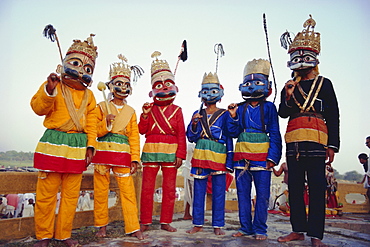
{"left": 357, "top": 153, "right": 370, "bottom": 202}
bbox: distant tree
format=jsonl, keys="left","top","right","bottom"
{"left": 342, "top": 170, "right": 363, "bottom": 182}
{"left": 333, "top": 169, "right": 343, "bottom": 180}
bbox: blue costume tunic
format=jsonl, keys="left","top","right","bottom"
{"left": 186, "top": 108, "right": 233, "bottom": 228}
{"left": 224, "top": 101, "right": 282, "bottom": 236}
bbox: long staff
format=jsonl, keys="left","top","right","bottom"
{"left": 263, "top": 13, "right": 277, "bottom": 103}
{"left": 97, "top": 82, "right": 112, "bottom": 115}
{"left": 43, "top": 24, "right": 63, "bottom": 63}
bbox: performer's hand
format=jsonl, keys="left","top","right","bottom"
{"left": 85, "top": 147, "right": 94, "bottom": 167}
{"left": 106, "top": 114, "right": 116, "bottom": 126}
{"left": 285, "top": 80, "right": 297, "bottom": 100}
{"left": 266, "top": 161, "right": 275, "bottom": 169}
{"left": 174, "top": 157, "right": 183, "bottom": 169}
{"left": 326, "top": 148, "right": 335, "bottom": 164}
{"left": 192, "top": 113, "right": 202, "bottom": 123}
{"left": 130, "top": 161, "right": 139, "bottom": 174}
{"left": 142, "top": 102, "right": 153, "bottom": 116}
{"left": 46, "top": 73, "right": 60, "bottom": 95}
{"left": 227, "top": 103, "right": 237, "bottom": 118}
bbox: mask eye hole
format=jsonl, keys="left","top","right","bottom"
{"left": 243, "top": 82, "right": 251, "bottom": 87}
{"left": 304, "top": 55, "right": 315, "bottom": 62}
{"left": 155, "top": 84, "right": 163, "bottom": 89}
{"left": 211, "top": 89, "right": 219, "bottom": 94}
{"left": 164, "top": 81, "right": 173, "bottom": 87}
{"left": 255, "top": 81, "right": 265, "bottom": 86}
{"left": 84, "top": 66, "right": 93, "bottom": 74}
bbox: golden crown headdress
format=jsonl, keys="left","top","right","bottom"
{"left": 243, "top": 59, "right": 270, "bottom": 77}
{"left": 151, "top": 51, "right": 173, "bottom": 77}
{"left": 281, "top": 15, "right": 320, "bottom": 54}
{"left": 66, "top": 33, "right": 98, "bottom": 62}
{"left": 150, "top": 51, "right": 174, "bottom": 85}
{"left": 202, "top": 72, "right": 220, "bottom": 85}
{"left": 109, "top": 54, "right": 144, "bottom": 82}
{"left": 109, "top": 54, "right": 131, "bottom": 80}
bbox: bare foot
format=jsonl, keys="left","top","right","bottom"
{"left": 129, "top": 230, "right": 145, "bottom": 240}
{"left": 277, "top": 232, "right": 304, "bottom": 242}
{"left": 214, "top": 228, "right": 225, "bottom": 235}
{"left": 160, "top": 224, "right": 177, "bottom": 232}
{"left": 255, "top": 234, "right": 267, "bottom": 240}
{"left": 311, "top": 238, "right": 328, "bottom": 247}
{"left": 186, "top": 226, "right": 203, "bottom": 234}
{"left": 62, "top": 239, "right": 80, "bottom": 247}
{"left": 34, "top": 239, "right": 50, "bottom": 247}
{"left": 232, "top": 232, "right": 244, "bottom": 237}
{"left": 95, "top": 226, "right": 107, "bottom": 238}
{"left": 183, "top": 214, "right": 193, "bottom": 220}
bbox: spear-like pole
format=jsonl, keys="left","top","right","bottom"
{"left": 43, "top": 24, "right": 63, "bottom": 62}
{"left": 214, "top": 43, "right": 225, "bottom": 73}
{"left": 263, "top": 13, "right": 277, "bottom": 103}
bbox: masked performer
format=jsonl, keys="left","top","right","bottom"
{"left": 31, "top": 32, "right": 98, "bottom": 247}
{"left": 226, "top": 59, "right": 282, "bottom": 240}
{"left": 91, "top": 54, "right": 144, "bottom": 240}
{"left": 139, "top": 51, "right": 186, "bottom": 232}
{"left": 186, "top": 72, "right": 233, "bottom": 235}
{"left": 277, "top": 15, "right": 340, "bottom": 247}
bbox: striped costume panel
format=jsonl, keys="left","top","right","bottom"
{"left": 191, "top": 139, "right": 227, "bottom": 171}
{"left": 285, "top": 114, "right": 328, "bottom": 145}
{"left": 92, "top": 133, "right": 131, "bottom": 166}
{"left": 34, "top": 129, "right": 87, "bottom": 173}
{"left": 234, "top": 132, "right": 269, "bottom": 162}
{"left": 141, "top": 134, "right": 178, "bottom": 163}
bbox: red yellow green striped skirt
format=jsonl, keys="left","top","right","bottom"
{"left": 141, "top": 134, "right": 178, "bottom": 163}
{"left": 34, "top": 129, "right": 87, "bottom": 173}
{"left": 234, "top": 132, "right": 269, "bottom": 162}
{"left": 285, "top": 113, "right": 328, "bottom": 145}
{"left": 191, "top": 138, "right": 227, "bottom": 171}
{"left": 92, "top": 133, "right": 131, "bottom": 167}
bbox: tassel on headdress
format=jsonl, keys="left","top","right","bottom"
{"left": 280, "top": 31, "right": 293, "bottom": 50}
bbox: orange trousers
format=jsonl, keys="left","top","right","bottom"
{"left": 94, "top": 166, "right": 140, "bottom": 234}
{"left": 34, "top": 172, "right": 82, "bottom": 240}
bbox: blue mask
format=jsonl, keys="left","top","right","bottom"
{"left": 198, "top": 83, "right": 224, "bottom": 104}
{"left": 239, "top": 73, "right": 270, "bottom": 100}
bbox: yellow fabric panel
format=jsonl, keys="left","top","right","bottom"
{"left": 35, "top": 142, "right": 86, "bottom": 160}
{"left": 192, "top": 149, "right": 226, "bottom": 163}
{"left": 285, "top": 128, "right": 328, "bottom": 145}
{"left": 234, "top": 142, "right": 269, "bottom": 154}
{"left": 96, "top": 141, "right": 130, "bottom": 153}
{"left": 142, "top": 142, "right": 178, "bottom": 154}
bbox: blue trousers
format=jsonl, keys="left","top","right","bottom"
{"left": 235, "top": 169, "right": 271, "bottom": 236}
{"left": 192, "top": 173, "right": 226, "bottom": 227}
{"left": 287, "top": 156, "right": 326, "bottom": 240}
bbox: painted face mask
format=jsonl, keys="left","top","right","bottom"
{"left": 109, "top": 77, "right": 132, "bottom": 100}
{"left": 61, "top": 52, "right": 95, "bottom": 90}
{"left": 287, "top": 49, "right": 319, "bottom": 70}
{"left": 199, "top": 83, "right": 224, "bottom": 104}
{"left": 239, "top": 73, "right": 271, "bottom": 101}
{"left": 150, "top": 77, "right": 178, "bottom": 106}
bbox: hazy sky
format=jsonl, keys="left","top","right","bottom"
{"left": 0, "top": 0, "right": 369, "bottom": 174}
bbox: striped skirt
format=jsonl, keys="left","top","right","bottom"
{"left": 234, "top": 132, "right": 269, "bottom": 162}
{"left": 92, "top": 133, "right": 131, "bottom": 167}
{"left": 191, "top": 139, "right": 227, "bottom": 171}
{"left": 141, "top": 134, "right": 178, "bottom": 163}
{"left": 34, "top": 129, "right": 87, "bottom": 173}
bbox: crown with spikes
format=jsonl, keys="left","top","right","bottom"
{"left": 66, "top": 33, "right": 98, "bottom": 62}
{"left": 202, "top": 72, "right": 220, "bottom": 85}
{"left": 150, "top": 51, "right": 174, "bottom": 85}
{"left": 285, "top": 15, "right": 321, "bottom": 54}
{"left": 243, "top": 59, "right": 270, "bottom": 77}
{"left": 109, "top": 54, "right": 131, "bottom": 80}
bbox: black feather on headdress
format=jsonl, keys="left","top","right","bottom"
{"left": 43, "top": 24, "right": 57, "bottom": 42}
{"left": 179, "top": 40, "right": 188, "bottom": 62}
{"left": 130, "top": 65, "right": 144, "bottom": 82}
{"left": 280, "top": 31, "right": 293, "bottom": 50}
